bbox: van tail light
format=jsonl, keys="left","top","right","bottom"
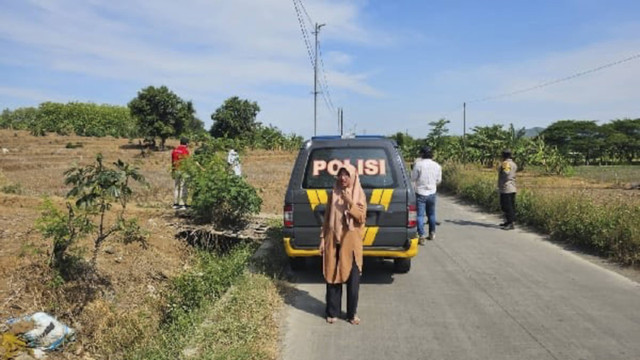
{"left": 284, "top": 204, "right": 294, "bottom": 228}
{"left": 407, "top": 204, "right": 417, "bottom": 228}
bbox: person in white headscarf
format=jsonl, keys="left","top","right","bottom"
{"left": 227, "top": 148, "right": 242, "bottom": 176}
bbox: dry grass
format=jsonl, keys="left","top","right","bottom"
{"left": 243, "top": 149, "right": 296, "bottom": 215}
{"left": 0, "top": 130, "right": 296, "bottom": 359}
{"left": 472, "top": 166, "right": 640, "bottom": 206}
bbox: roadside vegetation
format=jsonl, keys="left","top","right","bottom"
{"left": 441, "top": 163, "right": 640, "bottom": 265}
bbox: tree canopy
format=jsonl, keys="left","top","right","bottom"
{"left": 128, "top": 86, "right": 197, "bottom": 149}
{"left": 209, "top": 97, "right": 261, "bottom": 139}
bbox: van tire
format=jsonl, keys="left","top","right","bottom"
{"left": 289, "top": 257, "right": 306, "bottom": 270}
{"left": 393, "top": 258, "right": 411, "bottom": 273}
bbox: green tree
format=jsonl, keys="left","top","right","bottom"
{"left": 426, "top": 118, "right": 451, "bottom": 159}
{"left": 465, "top": 125, "right": 510, "bottom": 166}
{"left": 388, "top": 132, "right": 419, "bottom": 161}
{"left": 210, "top": 97, "right": 261, "bottom": 139}
{"left": 602, "top": 118, "right": 640, "bottom": 163}
{"left": 0, "top": 107, "right": 38, "bottom": 130}
{"left": 128, "top": 86, "right": 196, "bottom": 149}
{"left": 540, "top": 120, "right": 604, "bottom": 165}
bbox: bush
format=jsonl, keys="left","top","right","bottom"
{"left": 184, "top": 151, "right": 261, "bottom": 228}
{"left": 65, "top": 142, "right": 83, "bottom": 149}
{"left": 1, "top": 183, "right": 23, "bottom": 194}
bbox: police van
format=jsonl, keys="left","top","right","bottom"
{"left": 283, "top": 135, "right": 418, "bottom": 273}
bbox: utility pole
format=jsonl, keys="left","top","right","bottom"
{"left": 313, "top": 22, "right": 325, "bottom": 136}
{"left": 463, "top": 102, "right": 467, "bottom": 163}
{"left": 338, "top": 107, "right": 344, "bottom": 136}
{"left": 463, "top": 102, "right": 466, "bottom": 142}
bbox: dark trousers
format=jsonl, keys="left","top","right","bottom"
{"left": 325, "top": 256, "right": 360, "bottom": 320}
{"left": 500, "top": 192, "right": 516, "bottom": 224}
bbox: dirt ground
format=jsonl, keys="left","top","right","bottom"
{"left": 0, "top": 130, "right": 295, "bottom": 359}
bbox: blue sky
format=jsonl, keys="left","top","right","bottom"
{"left": 1, "top": 0, "right": 639, "bottom": 138}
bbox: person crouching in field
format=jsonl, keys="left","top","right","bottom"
{"left": 171, "top": 138, "right": 190, "bottom": 210}
{"left": 319, "top": 164, "right": 367, "bottom": 325}
{"left": 498, "top": 149, "right": 517, "bottom": 230}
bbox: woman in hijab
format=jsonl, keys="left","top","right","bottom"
{"left": 319, "top": 164, "right": 367, "bottom": 325}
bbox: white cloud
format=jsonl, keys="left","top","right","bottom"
{"left": 0, "top": 0, "right": 384, "bottom": 103}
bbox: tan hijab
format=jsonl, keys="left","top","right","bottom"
{"left": 322, "top": 164, "right": 367, "bottom": 284}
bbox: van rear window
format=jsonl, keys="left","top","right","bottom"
{"left": 303, "top": 147, "right": 396, "bottom": 189}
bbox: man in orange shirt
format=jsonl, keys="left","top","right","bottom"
{"left": 171, "top": 138, "right": 190, "bottom": 210}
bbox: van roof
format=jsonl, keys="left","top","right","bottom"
{"left": 311, "top": 135, "right": 386, "bottom": 140}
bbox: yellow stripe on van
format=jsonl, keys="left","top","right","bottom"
{"left": 380, "top": 189, "right": 394, "bottom": 210}
{"left": 317, "top": 189, "right": 328, "bottom": 204}
{"left": 363, "top": 226, "right": 379, "bottom": 246}
{"left": 307, "top": 190, "right": 320, "bottom": 210}
{"left": 370, "top": 189, "right": 383, "bottom": 204}
{"left": 307, "top": 189, "right": 329, "bottom": 210}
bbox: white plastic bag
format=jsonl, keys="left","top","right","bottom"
{"left": 7, "top": 312, "right": 75, "bottom": 350}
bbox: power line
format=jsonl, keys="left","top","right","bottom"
{"left": 292, "top": 0, "right": 314, "bottom": 69}
{"left": 467, "top": 52, "right": 640, "bottom": 104}
{"left": 296, "top": 0, "right": 314, "bottom": 28}
{"left": 318, "top": 39, "right": 336, "bottom": 113}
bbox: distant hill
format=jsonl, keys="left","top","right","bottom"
{"left": 524, "top": 127, "right": 544, "bottom": 138}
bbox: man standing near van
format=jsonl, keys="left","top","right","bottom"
{"left": 498, "top": 149, "right": 517, "bottom": 230}
{"left": 411, "top": 146, "right": 442, "bottom": 244}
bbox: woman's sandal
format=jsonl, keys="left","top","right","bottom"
{"left": 348, "top": 316, "right": 360, "bottom": 325}
{"left": 326, "top": 317, "right": 337, "bottom": 324}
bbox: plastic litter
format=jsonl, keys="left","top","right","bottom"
{"left": 5, "top": 312, "right": 75, "bottom": 352}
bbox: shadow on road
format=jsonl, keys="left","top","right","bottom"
{"left": 282, "top": 258, "right": 398, "bottom": 319}
{"left": 445, "top": 219, "right": 501, "bottom": 229}
{"left": 290, "top": 257, "right": 396, "bottom": 285}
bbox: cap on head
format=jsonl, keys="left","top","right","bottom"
{"left": 502, "top": 149, "right": 512, "bottom": 159}
{"left": 180, "top": 137, "right": 189, "bottom": 145}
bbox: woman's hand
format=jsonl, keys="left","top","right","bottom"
{"left": 319, "top": 239, "right": 325, "bottom": 254}
{"left": 342, "top": 188, "right": 353, "bottom": 207}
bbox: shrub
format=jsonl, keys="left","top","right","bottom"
{"left": 65, "top": 142, "right": 83, "bottom": 149}
{"left": 36, "top": 154, "right": 147, "bottom": 275}
{"left": 1, "top": 183, "right": 23, "bottom": 194}
{"left": 184, "top": 152, "right": 261, "bottom": 228}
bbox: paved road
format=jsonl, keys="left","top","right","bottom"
{"left": 281, "top": 195, "right": 640, "bottom": 360}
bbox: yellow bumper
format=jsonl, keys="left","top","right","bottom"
{"left": 283, "top": 237, "right": 419, "bottom": 258}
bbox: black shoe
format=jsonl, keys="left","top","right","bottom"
{"left": 502, "top": 223, "right": 514, "bottom": 230}
{"left": 499, "top": 222, "right": 508, "bottom": 227}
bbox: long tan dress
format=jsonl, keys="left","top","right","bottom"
{"left": 321, "top": 164, "right": 367, "bottom": 284}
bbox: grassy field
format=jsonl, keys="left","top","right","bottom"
{"left": 0, "top": 130, "right": 294, "bottom": 359}
{"left": 571, "top": 165, "right": 640, "bottom": 186}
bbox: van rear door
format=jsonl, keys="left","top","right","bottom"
{"left": 291, "top": 145, "right": 411, "bottom": 250}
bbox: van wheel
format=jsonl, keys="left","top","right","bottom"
{"left": 393, "top": 258, "right": 411, "bottom": 273}
{"left": 289, "top": 257, "right": 306, "bottom": 271}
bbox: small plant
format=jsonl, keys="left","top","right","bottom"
{"left": 36, "top": 154, "right": 147, "bottom": 276}
{"left": 1, "top": 183, "right": 22, "bottom": 194}
{"left": 65, "top": 142, "right": 83, "bottom": 149}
